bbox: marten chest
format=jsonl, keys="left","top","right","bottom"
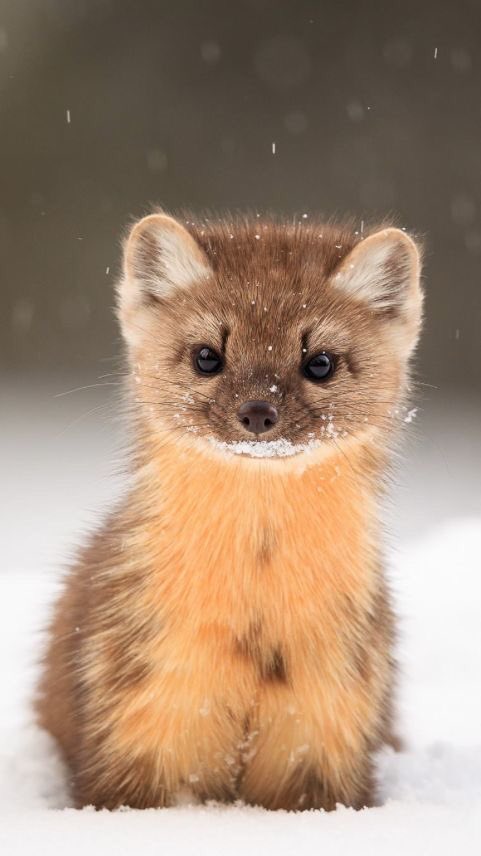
{"left": 143, "top": 487, "right": 375, "bottom": 648}
{"left": 98, "top": 455, "right": 384, "bottom": 787}
{"left": 119, "top": 448, "right": 379, "bottom": 704}
{"left": 102, "top": 528, "right": 380, "bottom": 792}
{"left": 135, "top": 495, "right": 376, "bottom": 700}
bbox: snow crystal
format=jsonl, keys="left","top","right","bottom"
{"left": 325, "top": 422, "right": 339, "bottom": 439}
{"left": 199, "top": 699, "right": 210, "bottom": 717}
{"left": 209, "top": 438, "right": 321, "bottom": 458}
{"left": 404, "top": 408, "right": 418, "bottom": 424}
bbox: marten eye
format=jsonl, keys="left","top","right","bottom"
{"left": 303, "top": 352, "right": 335, "bottom": 381}
{"left": 194, "top": 346, "right": 223, "bottom": 375}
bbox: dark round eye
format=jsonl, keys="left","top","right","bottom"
{"left": 194, "top": 346, "right": 223, "bottom": 375}
{"left": 303, "top": 352, "right": 335, "bottom": 381}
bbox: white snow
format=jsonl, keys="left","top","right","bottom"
{"left": 403, "top": 407, "right": 417, "bottom": 423}
{"left": 1, "top": 378, "right": 481, "bottom": 853}
{"left": 209, "top": 437, "right": 321, "bottom": 458}
{"left": 2, "top": 519, "right": 481, "bottom": 853}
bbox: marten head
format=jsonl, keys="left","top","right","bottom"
{"left": 117, "top": 213, "right": 423, "bottom": 461}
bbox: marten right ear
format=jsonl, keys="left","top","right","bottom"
{"left": 331, "top": 228, "right": 423, "bottom": 357}
{"left": 117, "top": 213, "right": 212, "bottom": 345}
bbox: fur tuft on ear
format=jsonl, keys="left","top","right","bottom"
{"left": 332, "top": 227, "right": 423, "bottom": 354}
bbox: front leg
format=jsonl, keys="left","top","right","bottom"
{"left": 240, "top": 672, "right": 379, "bottom": 811}
{"left": 72, "top": 631, "right": 258, "bottom": 808}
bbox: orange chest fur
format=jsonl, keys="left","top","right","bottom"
{"left": 103, "top": 442, "right": 386, "bottom": 786}
{"left": 134, "top": 443, "right": 380, "bottom": 659}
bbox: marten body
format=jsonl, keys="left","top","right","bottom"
{"left": 37, "top": 214, "right": 423, "bottom": 810}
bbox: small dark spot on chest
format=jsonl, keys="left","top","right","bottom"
{"left": 256, "top": 525, "right": 278, "bottom": 566}
{"left": 234, "top": 622, "right": 288, "bottom": 685}
{"left": 260, "top": 648, "right": 288, "bottom": 683}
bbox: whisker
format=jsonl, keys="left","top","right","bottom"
{"left": 54, "top": 382, "right": 122, "bottom": 398}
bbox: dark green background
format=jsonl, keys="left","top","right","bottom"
{"left": 1, "top": 0, "right": 480, "bottom": 393}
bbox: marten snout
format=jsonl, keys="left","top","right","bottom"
{"left": 237, "top": 400, "right": 279, "bottom": 435}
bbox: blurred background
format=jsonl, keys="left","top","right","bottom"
{"left": 0, "top": 0, "right": 480, "bottom": 575}
{"left": 1, "top": 5, "right": 480, "bottom": 829}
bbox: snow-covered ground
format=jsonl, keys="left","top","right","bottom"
{"left": 1, "top": 376, "right": 480, "bottom": 854}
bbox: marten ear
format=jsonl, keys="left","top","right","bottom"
{"left": 332, "top": 228, "right": 423, "bottom": 354}
{"left": 122, "top": 213, "right": 212, "bottom": 299}
{"left": 117, "top": 213, "right": 212, "bottom": 346}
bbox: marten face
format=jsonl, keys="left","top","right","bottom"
{"left": 118, "top": 214, "right": 422, "bottom": 460}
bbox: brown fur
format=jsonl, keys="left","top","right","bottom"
{"left": 36, "top": 213, "right": 423, "bottom": 811}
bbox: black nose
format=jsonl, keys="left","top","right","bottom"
{"left": 237, "top": 400, "right": 279, "bottom": 435}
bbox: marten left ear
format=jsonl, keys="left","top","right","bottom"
{"left": 332, "top": 228, "right": 423, "bottom": 354}
{"left": 117, "top": 213, "right": 213, "bottom": 347}
{"left": 122, "top": 213, "right": 212, "bottom": 299}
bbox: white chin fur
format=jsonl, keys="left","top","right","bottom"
{"left": 207, "top": 437, "right": 321, "bottom": 459}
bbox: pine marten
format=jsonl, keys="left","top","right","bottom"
{"left": 36, "top": 213, "right": 423, "bottom": 811}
